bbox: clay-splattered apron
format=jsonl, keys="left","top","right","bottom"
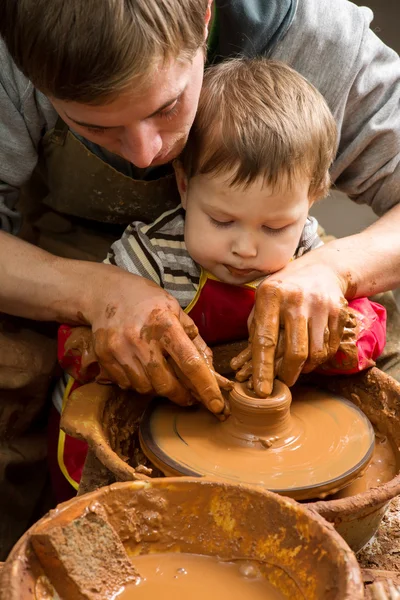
{"left": 0, "top": 118, "right": 180, "bottom": 558}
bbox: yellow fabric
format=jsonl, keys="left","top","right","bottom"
{"left": 57, "top": 376, "right": 79, "bottom": 491}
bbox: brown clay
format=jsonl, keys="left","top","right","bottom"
{"left": 140, "top": 381, "right": 375, "bottom": 500}
{"left": 119, "top": 553, "right": 284, "bottom": 599}
{"left": 0, "top": 479, "right": 364, "bottom": 600}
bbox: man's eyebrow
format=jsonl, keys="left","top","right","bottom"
{"left": 65, "top": 90, "right": 185, "bottom": 129}
{"left": 65, "top": 114, "right": 115, "bottom": 129}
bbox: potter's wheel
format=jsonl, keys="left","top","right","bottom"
{"left": 140, "top": 381, "right": 375, "bottom": 500}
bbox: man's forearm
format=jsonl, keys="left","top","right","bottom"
{"left": 0, "top": 231, "right": 113, "bottom": 323}
{"left": 314, "top": 203, "right": 400, "bottom": 298}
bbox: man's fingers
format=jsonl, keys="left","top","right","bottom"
{"left": 120, "top": 357, "right": 153, "bottom": 394}
{"left": 145, "top": 347, "right": 193, "bottom": 406}
{"left": 161, "top": 318, "right": 226, "bottom": 415}
{"left": 213, "top": 371, "right": 234, "bottom": 391}
{"left": 180, "top": 311, "right": 199, "bottom": 340}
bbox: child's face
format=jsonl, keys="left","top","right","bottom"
{"left": 180, "top": 171, "right": 313, "bottom": 285}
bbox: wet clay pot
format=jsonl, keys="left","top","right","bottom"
{"left": 61, "top": 367, "right": 400, "bottom": 553}
{"left": 0, "top": 478, "right": 363, "bottom": 600}
{"left": 308, "top": 367, "right": 400, "bottom": 552}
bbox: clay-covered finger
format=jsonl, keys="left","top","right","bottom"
{"left": 251, "top": 285, "right": 281, "bottom": 397}
{"left": 94, "top": 361, "right": 131, "bottom": 389}
{"left": 161, "top": 320, "right": 226, "bottom": 415}
{"left": 278, "top": 308, "right": 309, "bottom": 387}
{"left": 192, "top": 336, "right": 232, "bottom": 391}
{"left": 120, "top": 357, "right": 153, "bottom": 395}
{"left": 235, "top": 359, "right": 253, "bottom": 382}
{"left": 301, "top": 311, "right": 330, "bottom": 374}
{"left": 213, "top": 371, "right": 234, "bottom": 391}
{"left": 326, "top": 301, "right": 348, "bottom": 359}
{"left": 180, "top": 311, "right": 199, "bottom": 341}
{"left": 145, "top": 347, "right": 193, "bottom": 406}
{"left": 230, "top": 344, "right": 252, "bottom": 371}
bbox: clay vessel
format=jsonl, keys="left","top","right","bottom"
{"left": 307, "top": 367, "right": 400, "bottom": 551}
{"left": 0, "top": 478, "right": 363, "bottom": 599}
{"left": 60, "top": 366, "right": 400, "bottom": 552}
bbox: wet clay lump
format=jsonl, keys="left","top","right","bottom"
{"left": 118, "top": 553, "right": 284, "bottom": 600}
{"left": 141, "top": 381, "right": 375, "bottom": 500}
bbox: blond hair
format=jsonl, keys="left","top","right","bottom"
{"left": 182, "top": 58, "right": 337, "bottom": 199}
{"left": 0, "top": 0, "right": 209, "bottom": 103}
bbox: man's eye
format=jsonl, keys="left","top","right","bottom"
{"left": 158, "top": 97, "right": 181, "bottom": 120}
{"left": 209, "top": 216, "right": 234, "bottom": 229}
{"left": 85, "top": 126, "right": 107, "bottom": 135}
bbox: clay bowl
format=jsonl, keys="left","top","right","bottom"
{"left": 61, "top": 366, "right": 400, "bottom": 553}
{"left": 0, "top": 478, "right": 363, "bottom": 599}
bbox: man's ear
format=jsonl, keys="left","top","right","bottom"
{"left": 173, "top": 160, "right": 189, "bottom": 209}
{"left": 204, "top": 0, "right": 213, "bottom": 39}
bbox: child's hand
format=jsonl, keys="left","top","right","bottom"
{"left": 230, "top": 257, "right": 349, "bottom": 397}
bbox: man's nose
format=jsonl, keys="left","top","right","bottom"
{"left": 120, "top": 123, "right": 162, "bottom": 169}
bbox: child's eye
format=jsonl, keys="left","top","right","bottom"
{"left": 209, "top": 216, "right": 234, "bottom": 229}
{"left": 262, "top": 225, "right": 287, "bottom": 235}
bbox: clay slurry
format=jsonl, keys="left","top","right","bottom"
{"left": 117, "top": 553, "right": 284, "bottom": 599}
{"left": 141, "top": 382, "right": 375, "bottom": 500}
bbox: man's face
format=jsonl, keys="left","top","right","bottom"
{"left": 181, "top": 172, "right": 313, "bottom": 285}
{"left": 50, "top": 49, "right": 205, "bottom": 169}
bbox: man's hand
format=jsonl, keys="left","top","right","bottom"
{"left": 84, "top": 267, "right": 228, "bottom": 416}
{"left": 231, "top": 253, "right": 350, "bottom": 397}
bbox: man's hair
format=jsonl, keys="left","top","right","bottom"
{"left": 0, "top": 0, "right": 208, "bottom": 103}
{"left": 181, "top": 58, "right": 338, "bottom": 199}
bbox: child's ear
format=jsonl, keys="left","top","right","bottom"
{"left": 173, "top": 160, "right": 189, "bottom": 209}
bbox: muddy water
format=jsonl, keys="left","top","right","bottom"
{"left": 116, "top": 553, "right": 284, "bottom": 600}
{"left": 332, "top": 433, "right": 397, "bottom": 499}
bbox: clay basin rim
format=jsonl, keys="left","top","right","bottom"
{"left": 0, "top": 478, "right": 364, "bottom": 600}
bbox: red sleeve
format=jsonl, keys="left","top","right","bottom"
{"left": 317, "top": 298, "right": 386, "bottom": 375}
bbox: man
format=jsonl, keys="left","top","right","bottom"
{"left": 0, "top": 0, "right": 399, "bottom": 555}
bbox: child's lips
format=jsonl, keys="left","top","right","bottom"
{"left": 224, "top": 265, "right": 258, "bottom": 277}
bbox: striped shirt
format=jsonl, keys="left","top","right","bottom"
{"left": 105, "top": 205, "right": 323, "bottom": 308}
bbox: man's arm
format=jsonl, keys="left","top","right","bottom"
{"left": 305, "top": 203, "right": 400, "bottom": 299}
{"left": 0, "top": 231, "right": 227, "bottom": 415}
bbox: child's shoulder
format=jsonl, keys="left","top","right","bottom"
{"left": 136, "top": 205, "right": 185, "bottom": 243}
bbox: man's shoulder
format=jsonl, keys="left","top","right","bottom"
{"left": 270, "top": 0, "right": 372, "bottom": 99}
{"left": 0, "top": 37, "right": 55, "bottom": 119}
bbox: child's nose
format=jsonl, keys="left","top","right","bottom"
{"left": 231, "top": 235, "right": 258, "bottom": 258}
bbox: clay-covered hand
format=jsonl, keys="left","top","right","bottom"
{"left": 84, "top": 270, "right": 227, "bottom": 416}
{"left": 230, "top": 259, "right": 349, "bottom": 397}
{"left": 168, "top": 334, "right": 232, "bottom": 419}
